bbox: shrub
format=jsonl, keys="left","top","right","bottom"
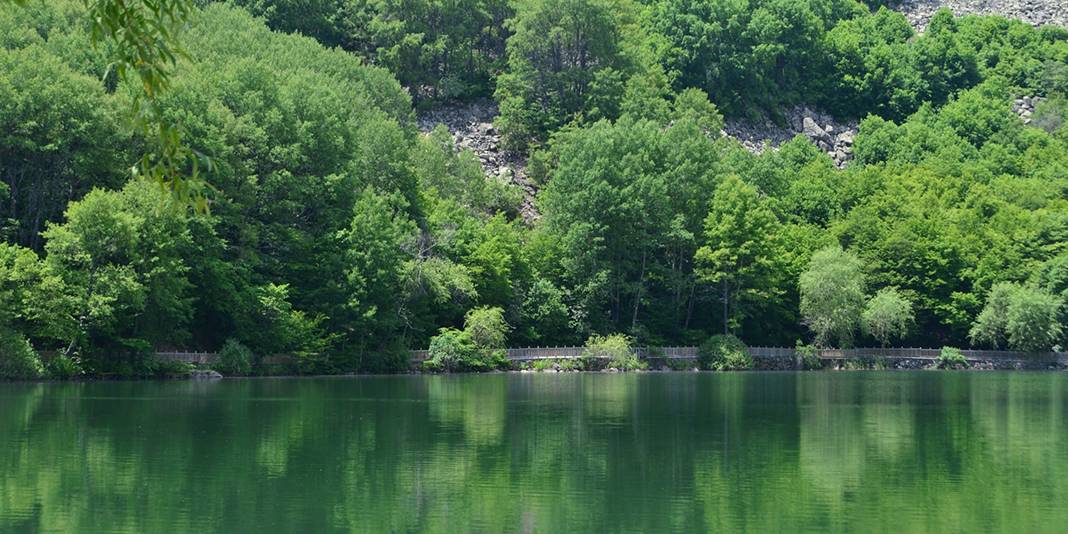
{"left": 365, "top": 343, "right": 413, "bottom": 374}
{"left": 153, "top": 358, "right": 193, "bottom": 378}
{"left": 796, "top": 340, "right": 822, "bottom": 370}
{"left": 583, "top": 334, "right": 633, "bottom": 360}
{"left": 663, "top": 357, "right": 696, "bottom": 371}
{"left": 698, "top": 334, "right": 753, "bottom": 371}
{"left": 46, "top": 354, "right": 82, "bottom": 380}
{"left": 214, "top": 339, "right": 254, "bottom": 376}
{"left": 532, "top": 358, "right": 584, "bottom": 372}
{"left": 464, "top": 307, "right": 509, "bottom": 351}
{"left": 938, "top": 346, "right": 967, "bottom": 369}
{"left": 606, "top": 356, "right": 647, "bottom": 371}
{"left": 841, "top": 357, "right": 887, "bottom": 370}
{"left": 425, "top": 328, "right": 480, "bottom": 372}
{"left": 0, "top": 331, "right": 43, "bottom": 380}
{"left": 583, "top": 334, "right": 643, "bottom": 370}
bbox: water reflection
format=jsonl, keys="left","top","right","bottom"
{"left": 1, "top": 373, "right": 1066, "bottom": 533}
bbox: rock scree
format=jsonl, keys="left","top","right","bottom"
{"left": 416, "top": 99, "right": 540, "bottom": 222}
{"left": 894, "top": 0, "right": 1068, "bottom": 31}
{"left": 723, "top": 106, "right": 859, "bottom": 168}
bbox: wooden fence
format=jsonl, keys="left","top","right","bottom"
{"left": 150, "top": 347, "right": 1068, "bottom": 366}
{"left": 408, "top": 346, "right": 1068, "bottom": 364}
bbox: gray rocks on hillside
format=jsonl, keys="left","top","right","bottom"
{"left": 416, "top": 99, "right": 539, "bottom": 221}
{"left": 723, "top": 106, "right": 859, "bottom": 168}
{"left": 895, "top": 0, "right": 1068, "bottom": 31}
{"left": 1013, "top": 95, "right": 1045, "bottom": 124}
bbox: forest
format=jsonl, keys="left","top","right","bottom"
{"left": 1, "top": 0, "right": 1067, "bottom": 377}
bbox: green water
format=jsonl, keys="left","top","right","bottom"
{"left": 1, "top": 372, "right": 1066, "bottom": 533}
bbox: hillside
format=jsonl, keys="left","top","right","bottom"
{"left": 1, "top": 0, "right": 1066, "bottom": 379}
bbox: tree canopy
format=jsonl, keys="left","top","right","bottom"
{"left": 2, "top": 0, "right": 1067, "bottom": 377}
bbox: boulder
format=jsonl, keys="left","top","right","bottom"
{"left": 803, "top": 117, "right": 833, "bottom": 145}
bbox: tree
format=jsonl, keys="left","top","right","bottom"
{"left": 969, "top": 282, "right": 1015, "bottom": 349}
{"left": 800, "top": 245, "right": 866, "bottom": 348}
{"left": 695, "top": 175, "right": 781, "bottom": 334}
{"left": 862, "top": 287, "right": 913, "bottom": 347}
{"left": 234, "top": 0, "right": 513, "bottom": 104}
{"left": 4, "top": 0, "right": 205, "bottom": 205}
{"left": 970, "top": 283, "right": 1063, "bottom": 352}
{"left": 1006, "top": 288, "right": 1063, "bottom": 352}
{"left": 463, "top": 306, "right": 509, "bottom": 352}
{"left": 40, "top": 181, "right": 196, "bottom": 366}
{"left": 339, "top": 188, "right": 416, "bottom": 357}
{"left": 494, "top": 0, "right": 637, "bottom": 148}
{"left": 536, "top": 117, "right": 719, "bottom": 337}
{"left": 0, "top": 47, "right": 126, "bottom": 249}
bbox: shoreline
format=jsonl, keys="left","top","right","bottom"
{"left": 5, "top": 357, "right": 1066, "bottom": 383}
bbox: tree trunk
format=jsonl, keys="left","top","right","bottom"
{"left": 722, "top": 279, "right": 729, "bottom": 335}
{"left": 631, "top": 251, "right": 647, "bottom": 331}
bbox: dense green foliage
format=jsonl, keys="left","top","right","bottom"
{"left": 226, "top": 0, "right": 511, "bottom": 105}
{"left": 214, "top": 338, "right": 253, "bottom": 376}
{"left": 969, "top": 282, "right": 1064, "bottom": 351}
{"left": 698, "top": 334, "right": 753, "bottom": 371}
{"left": 800, "top": 246, "right": 866, "bottom": 348}
{"left": 937, "top": 346, "right": 967, "bottom": 369}
{"left": 862, "top": 287, "right": 914, "bottom": 347}
{"left": 0, "top": 329, "right": 43, "bottom": 379}
{"left": 583, "top": 333, "right": 642, "bottom": 369}
{"left": 425, "top": 306, "right": 510, "bottom": 371}
{"left": 1, "top": 0, "right": 1066, "bottom": 376}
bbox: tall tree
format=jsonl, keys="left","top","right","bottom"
{"left": 971, "top": 283, "right": 1064, "bottom": 352}
{"left": 862, "top": 287, "right": 914, "bottom": 347}
{"left": 695, "top": 175, "right": 781, "bottom": 335}
{"left": 800, "top": 245, "right": 866, "bottom": 347}
{"left": 494, "top": 0, "right": 637, "bottom": 148}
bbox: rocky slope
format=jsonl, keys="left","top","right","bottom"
{"left": 417, "top": 0, "right": 1065, "bottom": 214}
{"left": 895, "top": 0, "right": 1068, "bottom": 31}
{"left": 416, "top": 99, "right": 539, "bottom": 221}
{"left": 723, "top": 107, "right": 859, "bottom": 168}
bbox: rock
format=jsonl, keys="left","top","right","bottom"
{"left": 190, "top": 369, "right": 223, "bottom": 380}
{"left": 894, "top": 0, "right": 1068, "bottom": 32}
{"left": 723, "top": 105, "right": 859, "bottom": 168}
{"left": 803, "top": 117, "right": 833, "bottom": 144}
{"left": 416, "top": 98, "right": 540, "bottom": 222}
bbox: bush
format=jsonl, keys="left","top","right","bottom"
{"left": 583, "top": 334, "right": 633, "bottom": 360}
{"left": 153, "top": 358, "right": 193, "bottom": 378}
{"left": 663, "top": 357, "right": 696, "bottom": 371}
{"left": 583, "top": 334, "right": 643, "bottom": 370}
{"left": 531, "top": 358, "right": 586, "bottom": 372}
{"left": 796, "top": 341, "right": 822, "bottom": 370}
{"left": 425, "top": 328, "right": 480, "bottom": 372}
{"left": 214, "top": 339, "right": 253, "bottom": 376}
{"left": 938, "top": 346, "right": 967, "bottom": 369}
{"left": 45, "top": 354, "right": 82, "bottom": 380}
{"left": 841, "top": 357, "right": 888, "bottom": 370}
{"left": 698, "top": 335, "right": 753, "bottom": 371}
{"left": 0, "top": 331, "right": 43, "bottom": 380}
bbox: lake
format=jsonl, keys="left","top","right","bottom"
{"left": 2, "top": 372, "right": 1066, "bottom": 533}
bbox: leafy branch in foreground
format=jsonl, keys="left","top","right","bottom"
{"left": 5, "top": 0, "right": 209, "bottom": 209}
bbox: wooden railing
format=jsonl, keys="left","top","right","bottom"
{"left": 410, "top": 346, "right": 1068, "bottom": 364}
{"left": 149, "top": 346, "right": 1068, "bottom": 366}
